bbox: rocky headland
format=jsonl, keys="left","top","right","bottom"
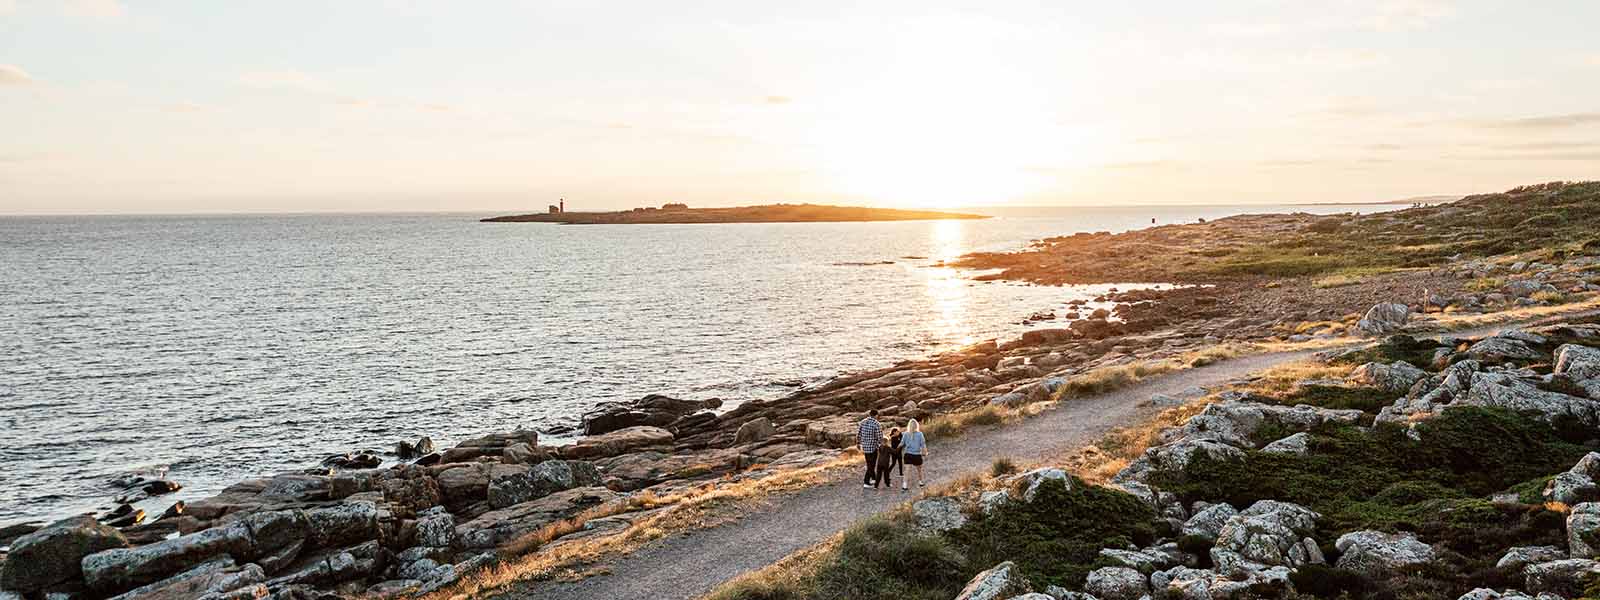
{"left": 5, "top": 182, "right": 1600, "bottom": 600}
{"left": 480, "top": 203, "right": 989, "bottom": 224}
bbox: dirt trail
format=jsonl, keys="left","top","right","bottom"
{"left": 497, "top": 317, "right": 1587, "bottom": 600}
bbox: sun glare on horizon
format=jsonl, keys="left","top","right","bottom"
{"left": 805, "top": 20, "right": 1081, "bottom": 210}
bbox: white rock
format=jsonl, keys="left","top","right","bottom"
{"left": 1261, "top": 432, "right": 1312, "bottom": 455}
{"left": 1334, "top": 530, "right": 1437, "bottom": 576}
{"left": 954, "top": 561, "right": 1024, "bottom": 600}
{"left": 1568, "top": 503, "right": 1600, "bottom": 559}
{"left": 1357, "top": 303, "right": 1411, "bottom": 336}
{"left": 911, "top": 496, "right": 967, "bottom": 533}
{"left": 1083, "top": 566, "right": 1148, "bottom": 600}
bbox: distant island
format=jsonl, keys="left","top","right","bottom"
{"left": 481, "top": 202, "right": 991, "bottom": 224}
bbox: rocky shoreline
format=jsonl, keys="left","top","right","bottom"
{"left": 5, "top": 182, "right": 1599, "bottom": 600}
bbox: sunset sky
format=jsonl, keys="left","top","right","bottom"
{"left": 2, "top": 1, "right": 1598, "bottom": 214}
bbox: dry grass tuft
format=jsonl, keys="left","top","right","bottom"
{"left": 418, "top": 454, "right": 856, "bottom": 600}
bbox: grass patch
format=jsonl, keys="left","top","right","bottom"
{"left": 1274, "top": 384, "right": 1396, "bottom": 413}
{"left": 1466, "top": 277, "right": 1505, "bottom": 292}
{"left": 1534, "top": 290, "right": 1568, "bottom": 304}
{"left": 950, "top": 477, "right": 1157, "bottom": 589}
{"left": 1327, "top": 334, "right": 1444, "bottom": 367}
{"left": 1312, "top": 267, "right": 1400, "bottom": 289}
{"left": 990, "top": 457, "right": 1019, "bottom": 478}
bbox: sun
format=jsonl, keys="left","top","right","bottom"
{"left": 805, "top": 33, "right": 1073, "bottom": 209}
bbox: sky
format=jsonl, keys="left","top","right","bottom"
{"left": 2, "top": 0, "right": 1598, "bottom": 214}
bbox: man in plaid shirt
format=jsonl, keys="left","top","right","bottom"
{"left": 858, "top": 409, "right": 882, "bottom": 488}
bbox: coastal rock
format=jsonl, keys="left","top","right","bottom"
{"left": 1466, "top": 336, "right": 1545, "bottom": 363}
{"left": 82, "top": 521, "right": 252, "bottom": 592}
{"left": 954, "top": 561, "right": 1025, "bottom": 600}
{"left": 802, "top": 417, "right": 859, "bottom": 449}
{"left": 107, "top": 557, "right": 264, "bottom": 600}
{"left": 1497, "top": 546, "right": 1567, "bottom": 572}
{"left": 1114, "top": 438, "right": 1244, "bottom": 484}
{"left": 1462, "top": 372, "right": 1600, "bottom": 427}
{"left": 486, "top": 460, "right": 602, "bottom": 508}
{"left": 1180, "top": 503, "right": 1237, "bottom": 542}
{"left": 454, "top": 486, "right": 620, "bottom": 549}
{"left": 1007, "top": 467, "right": 1070, "bottom": 502}
{"left": 1083, "top": 566, "right": 1147, "bottom": 600}
{"left": 1456, "top": 590, "right": 1549, "bottom": 600}
{"left": 1178, "top": 400, "right": 1362, "bottom": 448}
{"left": 734, "top": 417, "right": 776, "bottom": 444}
{"left": 441, "top": 430, "right": 540, "bottom": 463}
{"left": 1545, "top": 453, "right": 1600, "bottom": 504}
{"left": 911, "top": 497, "right": 967, "bottom": 533}
{"left": 562, "top": 426, "right": 674, "bottom": 459}
{"left": 415, "top": 507, "right": 455, "bottom": 548}
{"left": 1555, "top": 344, "right": 1600, "bottom": 381}
{"left": 0, "top": 515, "right": 129, "bottom": 593}
{"left": 1261, "top": 432, "right": 1311, "bottom": 455}
{"left": 1567, "top": 503, "right": 1600, "bottom": 559}
{"left": 261, "top": 540, "right": 386, "bottom": 588}
{"left": 1335, "top": 530, "right": 1436, "bottom": 576}
{"left": 1209, "top": 501, "right": 1323, "bottom": 576}
{"left": 1349, "top": 361, "right": 1428, "bottom": 393}
{"left": 379, "top": 471, "right": 443, "bottom": 517}
{"left": 978, "top": 491, "right": 1010, "bottom": 515}
{"left": 1356, "top": 303, "right": 1410, "bottom": 336}
{"left": 581, "top": 394, "right": 721, "bottom": 435}
{"left": 593, "top": 449, "right": 744, "bottom": 491}
{"left": 305, "top": 501, "right": 379, "bottom": 549}
{"left": 1524, "top": 559, "right": 1600, "bottom": 596}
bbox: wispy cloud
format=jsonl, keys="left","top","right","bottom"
{"left": 763, "top": 95, "right": 792, "bottom": 105}
{"left": 0, "top": 64, "right": 33, "bottom": 85}
{"left": 61, "top": 0, "right": 125, "bottom": 19}
{"left": 1477, "top": 113, "right": 1600, "bottom": 130}
{"left": 1368, "top": 0, "right": 1455, "bottom": 31}
{"left": 237, "top": 69, "right": 327, "bottom": 92}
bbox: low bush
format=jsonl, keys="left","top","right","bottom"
{"left": 1277, "top": 384, "right": 1396, "bottom": 413}
{"left": 949, "top": 477, "right": 1156, "bottom": 590}
{"left": 1328, "top": 334, "right": 1444, "bottom": 368}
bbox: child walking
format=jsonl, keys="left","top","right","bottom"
{"left": 873, "top": 433, "right": 895, "bottom": 489}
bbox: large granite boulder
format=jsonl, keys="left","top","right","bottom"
{"left": 0, "top": 515, "right": 129, "bottom": 593}
{"left": 414, "top": 507, "right": 455, "bottom": 549}
{"left": 1006, "top": 467, "right": 1070, "bottom": 502}
{"left": 593, "top": 449, "right": 744, "bottom": 491}
{"left": 802, "top": 416, "right": 859, "bottom": 449}
{"left": 1568, "top": 503, "right": 1600, "bottom": 559}
{"left": 911, "top": 497, "right": 968, "bottom": 533}
{"left": 486, "top": 460, "right": 602, "bottom": 508}
{"left": 1466, "top": 336, "right": 1545, "bottom": 363}
{"left": 1178, "top": 401, "right": 1362, "bottom": 448}
{"left": 1114, "top": 438, "right": 1245, "bottom": 484}
{"left": 82, "top": 521, "right": 253, "bottom": 592}
{"left": 1546, "top": 453, "right": 1600, "bottom": 505}
{"left": 1349, "top": 361, "right": 1428, "bottom": 393}
{"left": 1181, "top": 503, "right": 1238, "bottom": 542}
{"left": 581, "top": 394, "right": 722, "bottom": 435}
{"left": 105, "top": 557, "right": 264, "bottom": 600}
{"left": 454, "top": 486, "right": 620, "bottom": 549}
{"left": 1083, "top": 566, "right": 1147, "bottom": 600}
{"left": 1462, "top": 372, "right": 1600, "bottom": 427}
{"left": 1209, "top": 501, "right": 1323, "bottom": 576}
{"left": 560, "top": 426, "right": 674, "bottom": 460}
{"left": 1356, "top": 303, "right": 1410, "bottom": 336}
{"left": 1497, "top": 546, "right": 1567, "bottom": 572}
{"left": 733, "top": 417, "right": 777, "bottom": 444}
{"left": 1335, "top": 530, "right": 1437, "bottom": 576}
{"left": 953, "top": 561, "right": 1025, "bottom": 600}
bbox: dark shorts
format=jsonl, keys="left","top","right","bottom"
{"left": 904, "top": 453, "right": 923, "bottom": 466}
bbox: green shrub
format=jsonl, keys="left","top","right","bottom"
{"left": 810, "top": 517, "right": 971, "bottom": 600}
{"left": 1329, "top": 335, "right": 1444, "bottom": 368}
{"left": 1278, "top": 385, "right": 1397, "bottom": 413}
{"left": 1289, "top": 564, "right": 1374, "bottom": 598}
{"left": 950, "top": 477, "right": 1156, "bottom": 590}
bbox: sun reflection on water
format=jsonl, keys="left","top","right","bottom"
{"left": 926, "top": 219, "right": 975, "bottom": 348}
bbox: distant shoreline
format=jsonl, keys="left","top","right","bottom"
{"left": 480, "top": 203, "right": 990, "bottom": 224}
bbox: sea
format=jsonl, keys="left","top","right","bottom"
{"left": 0, "top": 203, "right": 1402, "bottom": 525}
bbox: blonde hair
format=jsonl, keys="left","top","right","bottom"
{"left": 907, "top": 418, "right": 920, "bottom": 433}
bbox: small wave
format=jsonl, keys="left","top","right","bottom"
{"left": 830, "top": 261, "right": 894, "bottom": 267}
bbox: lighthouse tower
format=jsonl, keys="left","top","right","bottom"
{"left": 559, "top": 199, "right": 565, "bottom": 213}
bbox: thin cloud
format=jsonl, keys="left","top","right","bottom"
{"left": 763, "top": 95, "right": 792, "bottom": 105}
{"left": 237, "top": 69, "right": 326, "bottom": 92}
{"left": 0, "top": 64, "right": 33, "bottom": 85}
{"left": 0, "top": 0, "right": 15, "bottom": 16}
{"left": 421, "top": 103, "right": 453, "bottom": 112}
{"left": 1368, "top": 0, "right": 1455, "bottom": 31}
{"left": 61, "top": 0, "right": 125, "bottom": 19}
{"left": 1478, "top": 113, "right": 1600, "bottom": 130}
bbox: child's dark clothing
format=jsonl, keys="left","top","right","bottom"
{"left": 888, "top": 432, "right": 905, "bottom": 475}
{"left": 874, "top": 441, "right": 895, "bottom": 488}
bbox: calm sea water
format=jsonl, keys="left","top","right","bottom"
{"left": 0, "top": 204, "right": 1399, "bottom": 524}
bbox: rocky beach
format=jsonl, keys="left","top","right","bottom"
{"left": 6, "top": 182, "right": 1600, "bottom": 600}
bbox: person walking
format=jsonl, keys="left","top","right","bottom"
{"left": 874, "top": 433, "right": 895, "bottom": 489}
{"left": 857, "top": 409, "right": 882, "bottom": 488}
{"left": 902, "top": 418, "right": 928, "bottom": 489}
{"left": 886, "top": 427, "right": 905, "bottom": 485}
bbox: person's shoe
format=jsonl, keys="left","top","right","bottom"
{"left": 918, "top": 481, "right": 926, "bottom": 487}
{"left": 901, "top": 483, "right": 908, "bottom": 490}
{"left": 862, "top": 483, "right": 872, "bottom": 489}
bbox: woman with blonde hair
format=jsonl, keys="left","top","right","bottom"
{"left": 901, "top": 418, "right": 927, "bottom": 489}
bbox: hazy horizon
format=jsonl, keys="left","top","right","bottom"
{"left": 3, "top": 1, "right": 1598, "bottom": 215}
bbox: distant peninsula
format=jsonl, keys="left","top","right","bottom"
{"left": 480, "top": 203, "right": 991, "bottom": 224}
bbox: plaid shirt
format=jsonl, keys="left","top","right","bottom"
{"left": 857, "top": 418, "right": 882, "bottom": 452}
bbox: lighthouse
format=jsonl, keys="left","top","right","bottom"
{"left": 560, "top": 199, "right": 565, "bottom": 213}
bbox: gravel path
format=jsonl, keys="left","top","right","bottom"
{"left": 498, "top": 317, "right": 1582, "bottom": 600}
